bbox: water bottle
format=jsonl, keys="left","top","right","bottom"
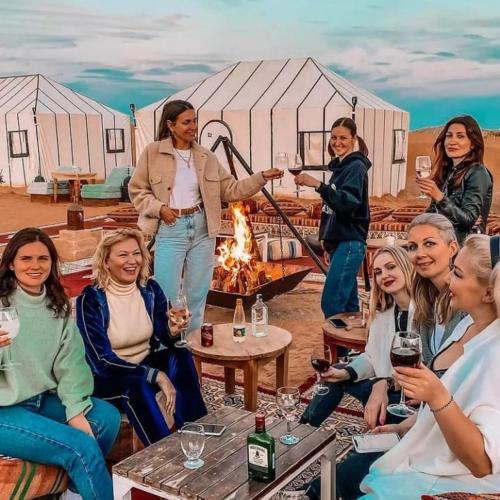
{"left": 251, "top": 294, "right": 268, "bottom": 338}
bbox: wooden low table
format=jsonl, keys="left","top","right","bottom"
{"left": 52, "top": 171, "right": 97, "bottom": 202}
{"left": 189, "top": 323, "right": 292, "bottom": 412}
{"left": 113, "top": 407, "right": 337, "bottom": 500}
{"left": 323, "top": 312, "right": 368, "bottom": 363}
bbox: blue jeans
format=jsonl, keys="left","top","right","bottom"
{"left": 301, "top": 377, "right": 403, "bottom": 428}
{"left": 321, "top": 240, "right": 366, "bottom": 319}
{"left": 0, "top": 393, "right": 121, "bottom": 500}
{"left": 154, "top": 211, "right": 216, "bottom": 331}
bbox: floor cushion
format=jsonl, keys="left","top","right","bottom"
{"left": 267, "top": 237, "right": 303, "bottom": 261}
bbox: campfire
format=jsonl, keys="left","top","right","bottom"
{"left": 208, "top": 202, "right": 313, "bottom": 308}
{"left": 211, "top": 202, "right": 271, "bottom": 294}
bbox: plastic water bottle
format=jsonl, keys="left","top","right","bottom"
{"left": 251, "top": 294, "right": 268, "bottom": 338}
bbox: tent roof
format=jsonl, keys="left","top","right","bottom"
{"left": 139, "top": 57, "right": 406, "bottom": 114}
{"left": 0, "top": 74, "right": 127, "bottom": 117}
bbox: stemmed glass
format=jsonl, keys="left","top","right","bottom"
{"left": 415, "top": 156, "right": 432, "bottom": 199}
{"left": 0, "top": 307, "right": 21, "bottom": 370}
{"left": 169, "top": 294, "right": 191, "bottom": 348}
{"left": 276, "top": 387, "right": 301, "bottom": 445}
{"left": 289, "top": 154, "right": 304, "bottom": 195}
{"left": 180, "top": 423, "right": 205, "bottom": 469}
{"left": 310, "top": 345, "right": 332, "bottom": 396}
{"left": 274, "top": 152, "right": 288, "bottom": 189}
{"left": 387, "top": 331, "right": 422, "bottom": 418}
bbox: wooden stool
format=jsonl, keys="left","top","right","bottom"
{"left": 190, "top": 323, "right": 292, "bottom": 412}
{"left": 323, "top": 312, "right": 368, "bottom": 363}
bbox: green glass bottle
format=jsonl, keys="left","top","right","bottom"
{"left": 247, "top": 413, "right": 276, "bottom": 482}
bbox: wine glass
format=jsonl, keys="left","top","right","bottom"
{"left": 169, "top": 294, "right": 191, "bottom": 348}
{"left": 180, "top": 423, "right": 205, "bottom": 469}
{"left": 387, "top": 331, "right": 422, "bottom": 418}
{"left": 289, "top": 154, "right": 304, "bottom": 195}
{"left": 0, "top": 307, "right": 21, "bottom": 370}
{"left": 310, "top": 345, "right": 332, "bottom": 396}
{"left": 415, "top": 156, "right": 432, "bottom": 200}
{"left": 276, "top": 387, "right": 301, "bottom": 445}
{"left": 274, "top": 152, "right": 288, "bottom": 189}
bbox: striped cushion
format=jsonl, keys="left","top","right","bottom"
{"left": 0, "top": 456, "right": 67, "bottom": 500}
{"left": 267, "top": 238, "right": 303, "bottom": 261}
{"left": 421, "top": 494, "right": 500, "bottom": 500}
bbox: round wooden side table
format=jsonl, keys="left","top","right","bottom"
{"left": 189, "top": 323, "right": 292, "bottom": 411}
{"left": 323, "top": 312, "right": 368, "bottom": 363}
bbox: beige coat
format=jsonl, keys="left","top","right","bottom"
{"left": 128, "top": 138, "right": 266, "bottom": 238}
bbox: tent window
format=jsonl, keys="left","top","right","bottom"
{"left": 298, "top": 131, "right": 330, "bottom": 170}
{"left": 106, "top": 128, "right": 125, "bottom": 153}
{"left": 393, "top": 129, "right": 406, "bottom": 163}
{"left": 8, "top": 130, "right": 29, "bottom": 158}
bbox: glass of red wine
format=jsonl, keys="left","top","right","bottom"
{"left": 289, "top": 154, "right": 304, "bottom": 195}
{"left": 310, "top": 345, "right": 332, "bottom": 396}
{"left": 387, "top": 331, "right": 422, "bottom": 418}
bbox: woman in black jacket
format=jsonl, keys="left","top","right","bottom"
{"left": 418, "top": 115, "right": 493, "bottom": 245}
{"left": 295, "top": 117, "right": 371, "bottom": 318}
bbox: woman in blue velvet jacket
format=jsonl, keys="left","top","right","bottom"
{"left": 76, "top": 228, "right": 206, "bottom": 446}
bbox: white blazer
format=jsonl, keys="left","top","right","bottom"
{"left": 349, "top": 302, "right": 415, "bottom": 381}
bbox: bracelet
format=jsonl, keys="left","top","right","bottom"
{"left": 430, "top": 395, "right": 454, "bottom": 414}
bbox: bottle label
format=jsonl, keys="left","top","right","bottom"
{"left": 248, "top": 444, "right": 268, "bottom": 468}
{"left": 233, "top": 325, "right": 246, "bottom": 338}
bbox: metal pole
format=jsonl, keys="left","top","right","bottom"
{"left": 211, "top": 136, "right": 328, "bottom": 275}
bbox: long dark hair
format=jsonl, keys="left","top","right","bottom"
{"left": 432, "top": 115, "right": 484, "bottom": 189}
{"left": 327, "top": 117, "right": 369, "bottom": 157}
{"left": 0, "top": 228, "right": 70, "bottom": 318}
{"left": 157, "top": 100, "right": 195, "bottom": 141}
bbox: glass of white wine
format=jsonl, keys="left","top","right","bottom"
{"left": 169, "top": 294, "right": 191, "bottom": 348}
{"left": 0, "top": 307, "right": 21, "bottom": 370}
{"left": 274, "top": 152, "right": 288, "bottom": 189}
{"left": 415, "top": 156, "right": 432, "bottom": 200}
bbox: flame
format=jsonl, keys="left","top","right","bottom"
{"left": 217, "top": 202, "right": 254, "bottom": 285}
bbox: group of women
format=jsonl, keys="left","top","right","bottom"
{"left": 0, "top": 98, "right": 497, "bottom": 500}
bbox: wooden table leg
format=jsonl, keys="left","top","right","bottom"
{"left": 193, "top": 355, "right": 202, "bottom": 384}
{"left": 243, "top": 360, "right": 258, "bottom": 412}
{"left": 224, "top": 367, "right": 236, "bottom": 394}
{"left": 53, "top": 178, "right": 58, "bottom": 203}
{"left": 276, "top": 348, "right": 289, "bottom": 388}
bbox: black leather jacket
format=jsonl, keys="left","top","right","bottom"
{"left": 428, "top": 163, "right": 493, "bottom": 244}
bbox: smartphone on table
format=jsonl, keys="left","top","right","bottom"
{"left": 329, "top": 318, "right": 348, "bottom": 329}
{"left": 352, "top": 432, "right": 400, "bottom": 453}
{"left": 198, "top": 423, "right": 227, "bottom": 436}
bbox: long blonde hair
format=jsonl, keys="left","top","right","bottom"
{"left": 369, "top": 245, "right": 414, "bottom": 322}
{"left": 409, "top": 213, "right": 457, "bottom": 327}
{"left": 493, "top": 263, "right": 500, "bottom": 318}
{"left": 92, "top": 228, "right": 150, "bottom": 289}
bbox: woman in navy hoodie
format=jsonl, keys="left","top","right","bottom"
{"left": 295, "top": 117, "right": 371, "bottom": 319}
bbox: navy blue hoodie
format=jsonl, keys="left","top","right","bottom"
{"left": 317, "top": 151, "right": 371, "bottom": 245}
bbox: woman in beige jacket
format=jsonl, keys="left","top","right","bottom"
{"left": 128, "top": 100, "right": 282, "bottom": 333}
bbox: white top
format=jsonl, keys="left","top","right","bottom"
{"left": 105, "top": 279, "right": 153, "bottom": 364}
{"left": 360, "top": 317, "right": 500, "bottom": 499}
{"left": 431, "top": 322, "right": 446, "bottom": 355}
{"left": 349, "top": 302, "right": 415, "bottom": 380}
{"left": 170, "top": 150, "right": 202, "bottom": 209}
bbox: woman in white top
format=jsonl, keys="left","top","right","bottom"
{"left": 129, "top": 100, "right": 283, "bottom": 331}
{"left": 358, "top": 234, "right": 500, "bottom": 499}
{"left": 301, "top": 245, "right": 414, "bottom": 429}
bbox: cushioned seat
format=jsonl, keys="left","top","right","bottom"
{"left": 0, "top": 455, "right": 68, "bottom": 499}
{"left": 27, "top": 181, "right": 70, "bottom": 195}
{"left": 81, "top": 166, "right": 131, "bottom": 200}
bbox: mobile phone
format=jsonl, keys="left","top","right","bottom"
{"left": 352, "top": 432, "right": 400, "bottom": 453}
{"left": 329, "top": 318, "right": 348, "bottom": 329}
{"left": 199, "top": 423, "right": 227, "bottom": 436}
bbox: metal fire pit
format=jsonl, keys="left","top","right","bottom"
{"left": 207, "top": 262, "right": 313, "bottom": 309}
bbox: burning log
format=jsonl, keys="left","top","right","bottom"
{"left": 212, "top": 202, "right": 271, "bottom": 295}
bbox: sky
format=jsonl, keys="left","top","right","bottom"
{"left": 1, "top": 0, "right": 500, "bottom": 129}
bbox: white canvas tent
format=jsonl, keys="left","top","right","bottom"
{"left": 136, "top": 57, "right": 409, "bottom": 197}
{"left": 0, "top": 74, "right": 131, "bottom": 186}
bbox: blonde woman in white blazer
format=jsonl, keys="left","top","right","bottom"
{"left": 301, "top": 245, "right": 414, "bottom": 429}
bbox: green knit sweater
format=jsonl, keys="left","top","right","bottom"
{"left": 0, "top": 287, "right": 93, "bottom": 420}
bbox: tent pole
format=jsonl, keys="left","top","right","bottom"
{"left": 211, "top": 135, "right": 328, "bottom": 275}
{"left": 32, "top": 107, "right": 44, "bottom": 182}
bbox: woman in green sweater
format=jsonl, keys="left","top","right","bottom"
{"left": 0, "top": 228, "right": 121, "bottom": 500}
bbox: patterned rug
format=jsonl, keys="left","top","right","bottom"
{"left": 201, "top": 375, "right": 366, "bottom": 493}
